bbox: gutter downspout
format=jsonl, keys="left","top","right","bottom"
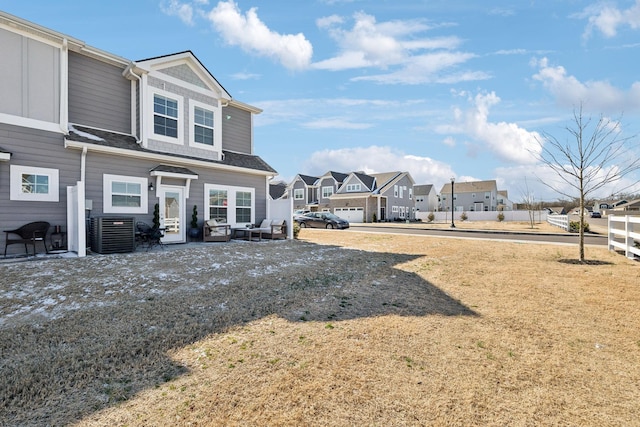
{"left": 123, "top": 63, "right": 143, "bottom": 145}
{"left": 80, "top": 146, "right": 87, "bottom": 182}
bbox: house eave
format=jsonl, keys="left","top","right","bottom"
{"left": 64, "top": 139, "right": 275, "bottom": 177}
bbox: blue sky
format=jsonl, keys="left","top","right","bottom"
{"left": 2, "top": 0, "right": 640, "bottom": 202}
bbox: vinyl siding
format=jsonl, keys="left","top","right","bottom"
{"left": 82, "top": 151, "right": 267, "bottom": 226}
{"left": 221, "top": 105, "right": 252, "bottom": 154}
{"left": 0, "top": 123, "right": 78, "bottom": 253}
{"left": 68, "top": 51, "right": 130, "bottom": 133}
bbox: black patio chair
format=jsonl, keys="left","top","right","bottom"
{"left": 136, "top": 222, "right": 165, "bottom": 251}
{"left": 4, "top": 221, "right": 50, "bottom": 256}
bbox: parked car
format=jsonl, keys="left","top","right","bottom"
{"left": 293, "top": 209, "right": 311, "bottom": 220}
{"left": 590, "top": 211, "right": 602, "bottom": 218}
{"left": 296, "top": 212, "right": 349, "bottom": 229}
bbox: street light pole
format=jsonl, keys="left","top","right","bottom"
{"left": 450, "top": 177, "right": 456, "bottom": 228}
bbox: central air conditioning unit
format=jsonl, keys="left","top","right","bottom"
{"left": 90, "top": 217, "right": 135, "bottom": 254}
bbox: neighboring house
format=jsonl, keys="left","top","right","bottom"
{"left": 315, "top": 171, "right": 349, "bottom": 211}
{"left": 0, "top": 12, "right": 276, "bottom": 256}
{"left": 608, "top": 199, "right": 640, "bottom": 213}
{"left": 497, "top": 190, "right": 513, "bottom": 211}
{"left": 328, "top": 171, "right": 416, "bottom": 222}
{"left": 414, "top": 184, "right": 438, "bottom": 214}
{"left": 439, "top": 180, "right": 500, "bottom": 212}
{"left": 290, "top": 174, "right": 320, "bottom": 211}
{"left": 547, "top": 207, "right": 567, "bottom": 215}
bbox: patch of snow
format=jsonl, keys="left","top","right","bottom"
{"left": 69, "top": 124, "right": 105, "bottom": 142}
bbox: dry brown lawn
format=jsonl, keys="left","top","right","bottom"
{"left": 2, "top": 227, "right": 639, "bottom": 426}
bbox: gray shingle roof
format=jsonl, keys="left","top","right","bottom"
{"left": 66, "top": 125, "right": 277, "bottom": 174}
{"left": 269, "top": 182, "right": 288, "bottom": 200}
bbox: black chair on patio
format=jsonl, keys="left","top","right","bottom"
{"left": 136, "top": 222, "right": 165, "bottom": 251}
{"left": 4, "top": 221, "right": 50, "bottom": 257}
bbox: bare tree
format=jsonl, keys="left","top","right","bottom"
{"left": 535, "top": 104, "right": 640, "bottom": 262}
{"left": 519, "top": 177, "right": 538, "bottom": 229}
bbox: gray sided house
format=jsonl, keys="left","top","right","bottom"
{"left": 330, "top": 171, "right": 415, "bottom": 223}
{"left": 316, "top": 171, "right": 349, "bottom": 211}
{"left": 440, "top": 180, "right": 499, "bottom": 212}
{"left": 0, "top": 12, "right": 276, "bottom": 256}
{"left": 291, "top": 174, "right": 319, "bottom": 211}
{"left": 413, "top": 184, "right": 438, "bottom": 214}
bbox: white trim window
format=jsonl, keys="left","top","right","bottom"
{"left": 346, "top": 183, "right": 361, "bottom": 192}
{"left": 205, "top": 184, "right": 255, "bottom": 226}
{"left": 103, "top": 174, "right": 148, "bottom": 214}
{"left": 322, "top": 186, "right": 333, "bottom": 199}
{"left": 293, "top": 188, "right": 304, "bottom": 200}
{"left": 409, "top": 188, "right": 413, "bottom": 200}
{"left": 10, "top": 165, "right": 59, "bottom": 202}
{"left": 394, "top": 185, "right": 398, "bottom": 197}
{"left": 189, "top": 99, "right": 221, "bottom": 152}
{"left": 151, "top": 89, "right": 183, "bottom": 144}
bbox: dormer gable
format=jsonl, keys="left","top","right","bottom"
{"left": 123, "top": 51, "right": 263, "bottom": 162}
{"left": 131, "top": 51, "right": 231, "bottom": 101}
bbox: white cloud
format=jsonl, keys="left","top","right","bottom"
{"left": 302, "top": 118, "right": 373, "bottom": 130}
{"left": 313, "top": 11, "right": 486, "bottom": 84}
{"left": 206, "top": 1, "right": 313, "bottom": 70}
{"left": 160, "top": 0, "right": 195, "bottom": 26}
{"left": 302, "top": 146, "right": 455, "bottom": 186}
{"left": 532, "top": 57, "right": 640, "bottom": 112}
{"left": 580, "top": 0, "right": 640, "bottom": 39}
{"left": 437, "top": 91, "right": 541, "bottom": 164}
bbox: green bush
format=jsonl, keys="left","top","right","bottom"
{"left": 427, "top": 212, "right": 435, "bottom": 223}
{"left": 497, "top": 212, "right": 505, "bottom": 222}
{"left": 460, "top": 211, "right": 468, "bottom": 221}
{"left": 569, "top": 220, "right": 589, "bottom": 233}
{"left": 293, "top": 222, "right": 301, "bottom": 239}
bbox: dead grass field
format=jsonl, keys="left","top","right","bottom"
{"left": 2, "top": 227, "right": 639, "bottom": 426}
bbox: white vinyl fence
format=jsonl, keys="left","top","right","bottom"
{"left": 546, "top": 214, "right": 569, "bottom": 231}
{"left": 608, "top": 215, "right": 640, "bottom": 260}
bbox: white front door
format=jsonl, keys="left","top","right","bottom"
{"left": 160, "top": 186, "right": 185, "bottom": 244}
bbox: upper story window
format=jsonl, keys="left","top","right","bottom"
{"left": 154, "top": 94, "right": 178, "bottom": 138}
{"left": 10, "top": 165, "right": 59, "bottom": 202}
{"left": 194, "top": 106, "right": 214, "bottom": 145}
{"left": 485, "top": 192, "right": 491, "bottom": 199}
{"left": 322, "top": 186, "right": 334, "bottom": 199}
{"left": 189, "top": 100, "right": 218, "bottom": 150}
{"left": 346, "top": 184, "right": 361, "bottom": 192}
{"left": 394, "top": 185, "right": 398, "bottom": 197}
{"left": 293, "top": 188, "right": 304, "bottom": 200}
{"left": 409, "top": 188, "right": 413, "bottom": 199}
{"left": 149, "top": 89, "right": 183, "bottom": 144}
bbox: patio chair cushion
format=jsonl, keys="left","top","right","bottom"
{"left": 258, "top": 219, "right": 271, "bottom": 229}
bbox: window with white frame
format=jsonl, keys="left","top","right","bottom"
{"left": 189, "top": 99, "right": 219, "bottom": 150}
{"left": 409, "top": 188, "right": 413, "bottom": 200}
{"left": 293, "top": 188, "right": 304, "bottom": 200}
{"left": 103, "top": 174, "right": 148, "bottom": 214}
{"left": 322, "top": 186, "right": 333, "bottom": 199}
{"left": 346, "top": 183, "right": 361, "bottom": 192}
{"left": 394, "top": 185, "right": 398, "bottom": 197}
{"left": 150, "top": 89, "right": 183, "bottom": 144}
{"left": 236, "top": 191, "right": 252, "bottom": 223}
{"left": 10, "top": 165, "right": 59, "bottom": 202}
{"left": 400, "top": 186, "right": 404, "bottom": 198}
{"left": 392, "top": 206, "right": 398, "bottom": 213}
{"left": 205, "top": 184, "right": 254, "bottom": 226}
{"left": 485, "top": 192, "right": 491, "bottom": 199}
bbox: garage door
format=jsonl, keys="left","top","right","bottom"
{"left": 334, "top": 207, "right": 364, "bottom": 223}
